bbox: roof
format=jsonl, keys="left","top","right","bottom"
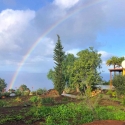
{"left": 109, "top": 68, "right": 123, "bottom": 72}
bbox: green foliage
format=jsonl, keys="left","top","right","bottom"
{"left": 103, "top": 80, "right": 110, "bottom": 85}
{"left": 0, "top": 78, "right": 7, "bottom": 92}
{"left": 1, "top": 100, "right": 125, "bottom": 124}
{"left": 112, "top": 74, "right": 125, "bottom": 96}
{"left": 23, "top": 90, "right": 30, "bottom": 96}
{"left": 29, "top": 96, "right": 41, "bottom": 106}
{"left": 15, "top": 89, "right": 22, "bottom": 96}
{"left": 106, "top": 56, "right": 124, "bottom": 69}
{"left": 3, "top": 92, "right": 10, "bottom": 97}
{"left": 106, "top": 90, "right": 117, "bottom": 97}
{"left": 47, "top": 53, "right": 76, "bottom": 90}
{"left": 121, "top": 97, "right": 125, "bottom": 106}
{"left": 31, "top": 91, "right": 37, "bottom": 95}
{"left": 37, "top": 88, "right": 47, "bottom": 95}
{"left": 41, "top": 97, "right": 54, "bottom": 104}
{"left": 19, "top": 84, "right": 30, "bottom": 92}
{"left": 0, "top": 100, "right": 8, "bottom": 107}
{"left": 53, "top": 35, "right": 65, "bottom": 95}
{"left": 47, "top": 69, "right": 55, "bottom": 84}
{"left": 62, "top": 53, "right": 76, "bottom": 87}
{"left": 27, "top": 103, "right": 125, "bottom": 125}
{"left": 8, "top": 89, "right": 15, "bottom": 93}
{"left": 69, "top": 47, "right": 102, "bottom": 92}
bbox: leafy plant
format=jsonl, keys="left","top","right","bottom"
{"left": 29, "top": 96, "right": 41, "bottom": 106}
{"left": 15, "top": 90, "right": 21, "bottom": 96}
{"left": 121, "top": 97, "right": 125, "bottom": 106}
{"left": 41, "top": 97, "right": 54, "bottom": 104}
{"left": 37, "top": 88, "right": 47, "bottom": 95}
{"left": 112, "top": 74, "right": 125, "bottom": 96}
{"left": 0, "top": 100, "right": 8, "bottom": 107}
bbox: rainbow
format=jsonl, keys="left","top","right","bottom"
{"left": 8, "top": 0, "right": 105, "bottom": 90}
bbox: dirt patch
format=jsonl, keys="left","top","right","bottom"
{"left": 44, "top": 89, "right": 59, "bottom": 96}
{"left": 83, "top": 120, "right": 125, "bottom": 125}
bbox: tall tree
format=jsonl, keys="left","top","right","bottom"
{"left": 53, "top": 35, "right": 65, "bottom": 95}
{"left": 69, "top": 47, "right": 102, "bottom": 92}
{"left": 0, "top": 78, "right": 7, "bottom": 92}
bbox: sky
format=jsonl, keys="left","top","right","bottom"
{"left": 0, "top": 0, "right": 125, "bottom": 90}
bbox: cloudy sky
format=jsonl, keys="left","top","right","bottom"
{"left": 0, "top": 0, "right": 125, "bottom": 90}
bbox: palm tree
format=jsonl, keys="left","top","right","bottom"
{"left": 106, "top": 56, "right": 124, "bottom": 88}
{"left": 106, "top": 56, "right": 124, "bottom": 69}
{"left": 106, "top": 56, "right": 119, "bottom": 69}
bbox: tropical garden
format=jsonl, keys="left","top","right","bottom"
{"left": 0, "top": 35, "right": 125, "bottom": 125}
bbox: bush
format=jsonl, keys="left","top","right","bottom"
{"left": 4, "top": 92, "right": 10, "bottom": 97}
{"left": 112, "top": 74, "right": 125, "bottom": 96}
{"left": 29, "top": 96, "right": 41, "bottom": 106}
{"left": 37, "top": 88, "right": 47, "bottom": 95}
{"left": 31, "top": 91, "right": 37, "bottom": 95}
{"left": 41, "top": 97, "right": 54, "bottom": 104}
{"left": 23, "top": 91, "right": 30, "bottom": 96}
{"left": 15, "top": 90, "right": 21, "bottom": 96}
{"left": 106, "top": 90, "right": 117, "bottom": 97}
{"left": 0, "top": 100, "right": 8, "bottom": 107}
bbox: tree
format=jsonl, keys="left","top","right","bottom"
{"left": 0, "top": 78, "right": 7, "bottom": 92}
{"left": 69, "top": 47, "right": 102, "bottom": 93}
{"left": 53, "top": 35, "right": 65, "bottom": 95}
{"left": 106, "top": 56, "right": 124, "bottom": 69}
{"left": 19, "top": 84, "right": 29, "bottom": 92}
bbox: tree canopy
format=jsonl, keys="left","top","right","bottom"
{"left": 0, "top": 78, "right": 7, "bottom": 92}
{"left": 19, "top": 84, "right": 29, "bottom": 92}
{"left": 106, "top": 56, "right": 124, "bottom": 69}
{"left": 68, "top": 47, "right": 102, "bottom": 91}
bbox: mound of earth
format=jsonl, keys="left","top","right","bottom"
{"left": 44, "top": 89, "right": 59, "bottom": 96}
{"left": 83, "top": 120, "right": 125, "bottom": 125}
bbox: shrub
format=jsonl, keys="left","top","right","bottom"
{"left": 29, "top": 96, "right": 41, "bottom": 106}
{"left": 121, "top": 97, "right": 125, "bottom": 106}
{"left": 0, "top": 100, "right": 7, "bottom": 107}
{"left": 23, "top": 91, "right": 30, "bottom": 96}
{"left": 15, "top": 90, "right": 21, "bottom": 96}
{"left": 4, "top": 92, "right": 10, "bottom": 97}
{"left": 31, "top": 91, "right": 37, "bottom": 95}
{"left": 106, "top": 90, "right": 117, "bottom": 97}
{"left": 41, "top": 97, "right": 54, "bottom": 104}
{"left": 37, "top": 88, "right": 47, "bottom": 95}
{"left": 112, "top": 74, "right": 125, "bottom": 96}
